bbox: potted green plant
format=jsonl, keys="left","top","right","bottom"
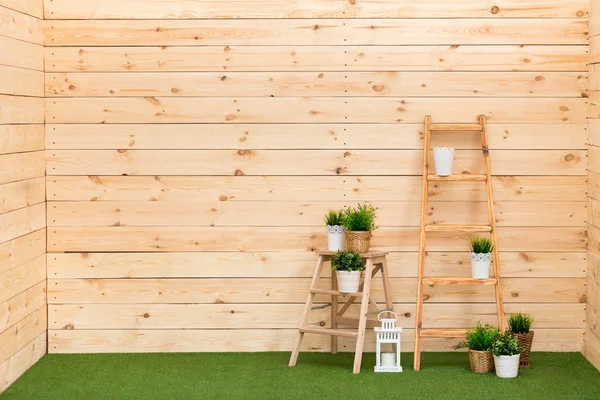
{"left": 491, "top": 331, "right": 521, "bottom": 378}
{"left": 331, "top": 250, "right": 365, "bottom": 293}
{"left": 470, "top": 236, "right": 493, "bottom": 279}
{"left": 459, "top": 321, "right": 499, "bottom": 373}
{"left": 343, "top": 204, "right": 377, "bottom": 253}
{"left": 508, "top": 312, "right": 534, "bottom": 368}
{"left": 325, "top": 209, "right": 346, "bottom": 252}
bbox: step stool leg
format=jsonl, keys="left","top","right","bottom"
{"left": 331, "top": 270, "right": 338, "bottom": 354}
{"left": 353, "top": 258, "right": 374, "bottom": 374}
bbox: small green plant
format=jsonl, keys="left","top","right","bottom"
{"left": 470, "top": 236, "right": 493, "bottom": 254}
{"left": 459, "top": 321, "right": 499, "bottom": 351}
{"left": 491, "top": 331, "right": 521, "bottom": 356}
{"left": 325, "top": 209, "right": 345, "bottom": 226}
{"left": 343, "top": 204, "right": 378, "bottom": 232}
{"left": 507, "top": 312, "right": 534, "bottom": 334}
{"left": 331, "top": 250, "right": 365, "bottom": 272}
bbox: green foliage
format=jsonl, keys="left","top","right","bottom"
{"left": 330, "top": 250, "right": 365, "bottom": 272}
{"left": 459, "top": 321, "right": 499, "bottom": 351}
{"left": 325, "top": 209, "right": 345, "bottom": 226}
{"left": 343, "top": 204, "right": 378, "bottom": 232}
{"left": 470, "top": 236, "right": 494, "bottom": 254}
{"left": 491, "top": 331, "right": 521, "bottom": 356}
{"left": 508, "top": 312, "right": 534, "bottom": 334}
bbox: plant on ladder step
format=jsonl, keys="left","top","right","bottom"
{"left": 331, "top": 250, "right": 365, "bottom": 293}
{"left": 325, "top": 209, "right": 346, "bottom": 252}
{"left": 343, "top": 204, "right": 378, "bottom": 253}
{"left": 470, "top": 236, "right": 493, "bottom": 279}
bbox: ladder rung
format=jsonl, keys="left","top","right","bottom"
{"left": 422, "top": 277, "right": 498, "bottom": 285}
{"left": 299, "top": 327, "right": 359, "bottom": 338}
{"left": 427, "top": 174, "right": 487, "bottom": 182}
{"left": 425, "top": 224, "right": 492, "bottom": 233}
{"left": 310, "top": 288, "right": 363, "bottom": 296}
{"left": 419, "top": 329, "right": 466, "bottom": 338}
{"left": 429, "top": 123, "right": 483, "bottom": 131}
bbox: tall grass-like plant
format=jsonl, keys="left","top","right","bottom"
{"left": 507, "top": 312, "right": 534, "bottom": 334}
{"left": 331, "top": 250, "right": 365, "bottom": 272}
{"left": 325, "top": 209, "right": 345, "bottom": 226}
{"left": 470, "top": 237, "right": 494, "bottom": 254}
{"left": 343, "top": 204, "right": 378, "bottom": 232}
{"left": 460, "top": 322, "right": 499, "bottom": 351}
{"left": 491, "top": 331, "right": 521, "bottom": 356}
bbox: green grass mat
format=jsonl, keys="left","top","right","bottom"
{"left": 1, "top": 352, "right": 598, "bottom": 400}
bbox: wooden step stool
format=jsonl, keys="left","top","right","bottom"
{"left": 289, "top": 250, "right": 394, "bottom": 374}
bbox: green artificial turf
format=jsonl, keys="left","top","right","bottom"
{"left": 1, "top": 352, "right": 599, "bottom": 400}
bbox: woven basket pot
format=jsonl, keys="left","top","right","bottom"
{"left": 514, "top": 331, "right": 534, "bottom": 368}
{"left": 468, "top": 349, "right": 494, "bottom": 374}
{"left": 345, "top": 231, "right": 372, "bottom": 253}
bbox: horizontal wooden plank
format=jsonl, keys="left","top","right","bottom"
{"left": 47, "top": 277, "right": 585, "bottom": 304}
{"left": 48, "top": 303, "right": 584, "bottom": 330}
{"left": 0, "top": 255, "right": 45, "bottom": 304}
{"left": 45, "top": 45, "right": 589, "bottom": 73}
{"left": 0, "top": 230, "right": 45, "bottom": 275}
{"left": 0, "top": 6, "right": 43, "bottom": 44}
{"left": 0, "top": 307, "right": 46, "bottom": 365}
{"left": 45, "top": 97, "right": 587, "bottom": 124}
{"left": 0, "top": 66, "right": 43, "bottom": 97}
{"left": 0, "top": 36, "right": 42, "bottom": 71}
{"left": 0, "top": 282, "right": 45, "bottom": 333}
{"left": 0, "top": 203, "right": 45, "bottom": 244}
{"left": 0, "top": 125, "right": 44, "bottom": 155}
{"left": 47, "top": 227, "right": 586, "bottom": 252}
{"left": 0, "top": 151, "right": 45, "bottom": 185}
{"left": 47, "top": 201, "right": 586, "bottom": 227}
{"left": 45, "top": 123, "right": 588, "bottom": 150}
{"left": 0, "top": 95, "right": 44, "bottom": 124}
{"left": 45, "top": 72, "right": 588, "bottom": 98}
{"left": 44, "top": 19, "right": 588, "bottom": 46}
{"left": 45, "top": 149, "right": 587, "bottom": 176}
{"left": 0, "top": 178, "right": 45, "bottom": 214}
{"left": 43, "top": 0, "right": 588, "bottom": 19}
{"left": 46, "top": 176, "right": 588, "bottom": 202}
{"left": 46, "top": 251, "right": 587, "bottom": 279}
{"left": 0, "top": 333, "right": 45, "bottom": 393}
{"left": 0, "top": 0, "right": 42, "bottom": 18}
{"left": 47, "top": 328, "right": 584, "bottom": 353}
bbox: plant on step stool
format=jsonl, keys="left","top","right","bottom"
{"left": 433, "top": 147, "right": 455, "bottom": 176}
{"left": 459, "top": 321, "right": 499, "bottom": 373}
{"left": 331, "top": 250, "right": 365, "bottom": 293}
{"left": 343, "top": 204, "right": 378, "bottom": 253}
{"left": 492, "top": 331, "right": 521, "bottom": 378}
{"left": 508, "top": 312, "right": 534, "bottom": 369}
{"left": 325, "top": 209, "right": 346, "bottom": 252}
{"left": 470, "top": 236, "right": 493, "bottom": 279}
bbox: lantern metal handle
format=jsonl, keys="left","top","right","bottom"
{"left": 377, "top": 311, "right": 398, "bottom": 321}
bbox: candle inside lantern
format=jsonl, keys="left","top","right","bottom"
{"left": 381, "top": 352, "right": 395, "bottom": 367}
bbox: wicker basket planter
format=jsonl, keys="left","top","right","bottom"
{"left": 468, "top": 349, "right": 494, "bottom": 373}
{"left": 345, "top": 231, "right": 372, "bottom": 253}
{"left": 514, "top": 331, "right": 534, "bottom": 368}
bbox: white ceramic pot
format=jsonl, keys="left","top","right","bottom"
{"left": 433, "top": 147, "right": 455, "bottom": 176}
{"left": 471, "top": 252, "right": 491, "bottom": 279}
{"left": 327, "top": 225, "right": 346, "bottom": 251}
{"left": 336, "top": 270, "right": 361, "bottom": 293}
{"left": 493, "top": 354, "right": 520, "bottom": 378}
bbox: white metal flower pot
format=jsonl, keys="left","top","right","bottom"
{"left": 336, "top": 270, "right": 361, "bottom": 293}
{"left": 471, "top": 252, "right": 491, "bottom": 279}
{"left": 327, "top": 225, "right": 346, "bottom": 251}
{"left": 433, "top": 147, "right": 455, "bottom": 176}
{"left": 493, "top": 354, "right": 520, "bottom": 378}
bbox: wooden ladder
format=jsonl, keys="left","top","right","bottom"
{"left": 289, "top": 250, "right": 393, "bottom": 374}
{"left": 413, "top": 115, "right": 505, "bottom": 371}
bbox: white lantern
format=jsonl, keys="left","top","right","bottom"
{"left": 374, "top": 311, "right": 403, "bottom": 373}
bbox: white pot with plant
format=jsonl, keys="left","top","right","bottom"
{"left": 343, "top": 204, "right": 378, "bottom": 253}
{"left": 470, "top": 236, "right": 493, "bottom": 279}
{"left": 325, "top": 209, "right": 346, "bottom": 252}
{"left": 433, "top": 147, "right": 455, "bottom": 176}
{"left": 331, "top": 250, "right": 365, "bottom": 293}
{"left": 492, "top": 331, "right": 521, "bottom": 378}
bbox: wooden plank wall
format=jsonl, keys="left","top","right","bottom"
{"left": 0, "top": 0, "right": 46, "bottom": 393}
{"left": 586, "top": 0, "right": 600, "bottom": 371}
{"left": 44, "top": 0, "right": 590, "bottom": 354}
